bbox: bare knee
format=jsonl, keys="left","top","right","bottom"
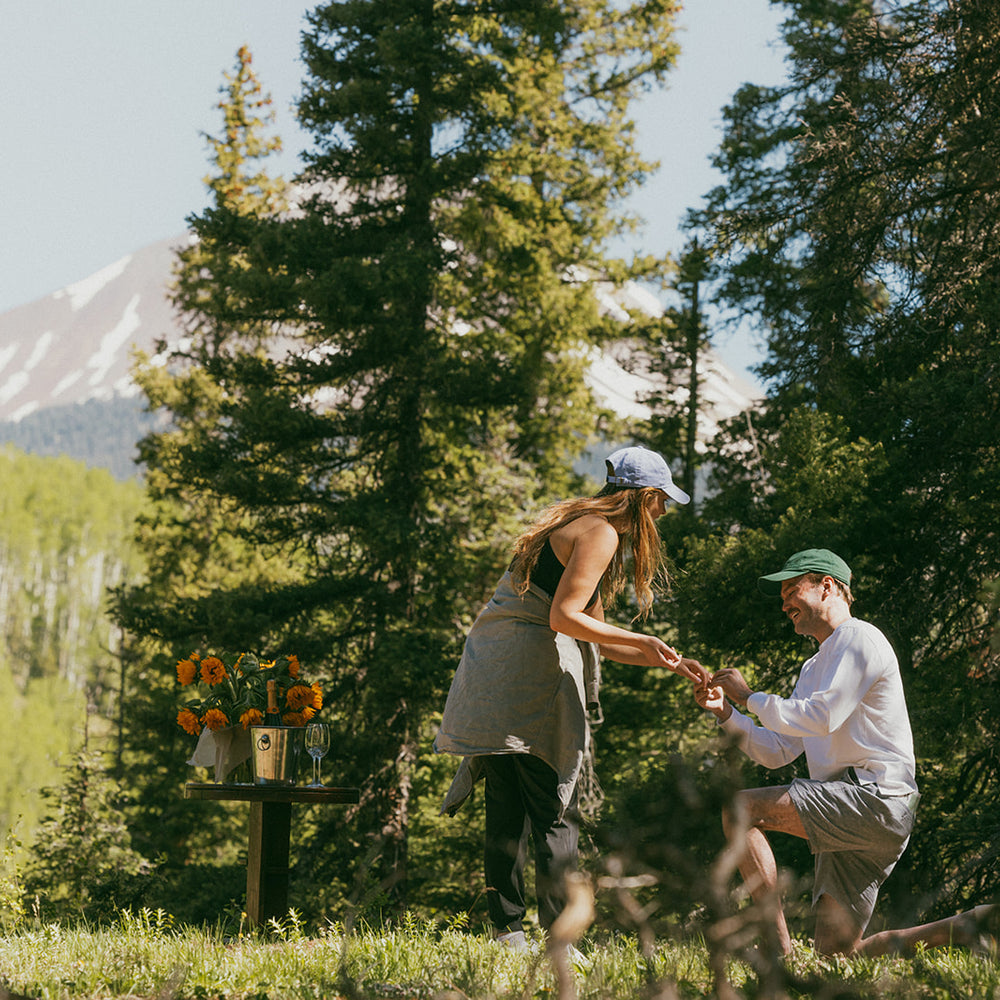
{"left": 725, "top": 785, "right": 806, "bottom": 840}
{"left": 723, "top": 790, "right": 751, "bottom": 837}
{"left": 814, "top": 895, "right": 863, "bottom": 956}
{"left": 814, "top": 928, "right": 861, "bottom": 956}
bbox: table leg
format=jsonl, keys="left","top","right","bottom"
{"left": 246, "top": 799, "right": 292, "bottom": 925}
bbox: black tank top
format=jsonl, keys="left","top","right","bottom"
{"left": 531, "top": 538, "right": 602, "bottom": 608}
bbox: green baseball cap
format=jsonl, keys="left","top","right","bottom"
{"left": 758, "top": 548, "right": 852, "bottom": 597}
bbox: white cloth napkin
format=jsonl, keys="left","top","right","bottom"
{"left": 187, "top": 725, "right": 252, "bottom": 781}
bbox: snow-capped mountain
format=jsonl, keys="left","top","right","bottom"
{"left": 0, "top": 236, "right": 183, "bottom": 423}
{"left": 0, "top": 235, "right": 760, "bottom": 476}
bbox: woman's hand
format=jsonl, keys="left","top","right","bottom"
{"left": 629, "top": 634, "right": 684, "bottom": 671}
{"left": 633, "top": 644, "right": 710, "bottom": 685}
{"left": 676, "top": 656, "right": 711, "bottom": 685}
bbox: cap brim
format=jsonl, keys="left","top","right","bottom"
{"left": 757, "top": 571, "right": 801, "bottom": 596}
{"left": 665, "top": 483, "right": 690, "bottom": 505}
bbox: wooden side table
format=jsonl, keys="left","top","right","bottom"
{"left": 185, "top": 782, "right": 359, "bottom": 926}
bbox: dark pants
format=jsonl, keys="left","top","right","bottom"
{"left": 483, "top": 753, "right": 579, "bottom": 933}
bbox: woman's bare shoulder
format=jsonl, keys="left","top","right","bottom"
{"left": 550, "top": 514, "right": 617, "bottom": 562}
{"left": 553, "top": 512, "right": 614, "bottom": 537}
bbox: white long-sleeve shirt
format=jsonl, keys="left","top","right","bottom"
{"left": 720, "top": 618, "right": 917, "bottom": 797}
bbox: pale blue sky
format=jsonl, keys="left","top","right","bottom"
{"left": 0, "top": 1, "right": 786, "bottom": 377}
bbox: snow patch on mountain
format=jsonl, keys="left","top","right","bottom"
{"left": 0, "top": 342, "right": 18, "bottom": 376}
{"left": 86, "top": 294, "right": 142, "bottom": 388}
{"left": 52, "top": 368, "right": 84, "bottom": 399}
{"left": 0, "top": 371, "right": 29, "bottom": 407}
{"left": 55, "top": 255, "right": 133, "bottom": 311}
{"left": 25, "top": 331, "right": 54, "bottom": 371}
{"left": 585, "top": 348, "right": 654, "bottom": 422}
{"left": 8, "top": 398, "right": 39, "bottom": 423}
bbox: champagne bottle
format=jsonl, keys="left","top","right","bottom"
{"left": 264, "top": 679, "right": 282, "bottom": 726}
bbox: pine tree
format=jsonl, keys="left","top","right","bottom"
{"left": 684, "top": 0, "right": 1000, "bottom": 917}
{"left": 125, "top": 2, "right": 684, "bottom": 911}
{"left": 23, "top": 748, "right": 150, "bottom": 921}
{"left": 127, "top": 44, "right": 292, "bottom": 651}
{"left": 116, "top": 46, "right": 294, "bottom": 864}
{"left": 640, "top": 238, "right": 713, "bottom": 508}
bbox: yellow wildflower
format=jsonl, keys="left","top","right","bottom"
{"left": 177, "top": 708, "right": 201, "bottom": 735}
{"left": 203, "top": 708, "right": 229, "bottom": 731}
{"left": 239, "top": 707, "right": 264, "bottom": 730}
{"left": 310, "top": 682, "right": 323, "bottom": 711}
{"left": 200, "top": 656, "right": 227, "bottom": 686}
{"left": 287, "top": 654, "right": 301, "bottom": 678}
{"left": 176, "top": 659, "right": 197, "bottom": 685}
{"left": 282, "top": 711, "right": 306, "bottom": 727}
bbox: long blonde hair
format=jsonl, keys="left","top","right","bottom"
{"left": 510, "top": 486, "right": 668, "bottom": 619}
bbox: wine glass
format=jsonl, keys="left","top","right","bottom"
{"left": 304, "top": 722, "right": 331, "bottom": 787}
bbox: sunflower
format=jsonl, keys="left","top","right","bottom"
{"left": 176, "top": 658, "right": 197, "bottom": 685}
{"left": 177, "top": 708, "right": 201, "bottom": 735}
{"left": 200, "top": 656, "right": 227, "bottom": 686}
{"left": 175, "top": 650, "right": 318, "bottom": 741}
{"left": 203, "top": 707, "right": 230, "bottom": 731}
{"left": 239, "top": 707, "right": 264, "bottom": 730}
{"left": 285, "top": 683, "right": 317, "bottom": 710}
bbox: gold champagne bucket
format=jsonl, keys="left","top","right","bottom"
{"left": 250, "top": 726, "right": 303, "bottom": 785}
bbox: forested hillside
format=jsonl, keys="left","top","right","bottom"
{"left": 0, "top": 446, "right": 146, "bottom": 848}
{"left": 0, "top": 398, "right": 163, "bottom": 481}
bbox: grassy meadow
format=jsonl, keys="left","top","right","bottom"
{"left": 1, "top": 908, "right": 997, "bottom": 1000}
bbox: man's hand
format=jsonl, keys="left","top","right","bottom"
{"left": 710, "top": 667, "right": 754, "bottom": 708}
{"left": 695, "top": 682, "right": 732, "bottom": 721}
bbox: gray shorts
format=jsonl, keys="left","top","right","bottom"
{"left": 788, "top": 777, "right": 916, "bottom": 932}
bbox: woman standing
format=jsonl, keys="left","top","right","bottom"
{"left": 434, "top": 446, "right": 705, "bottom": 948}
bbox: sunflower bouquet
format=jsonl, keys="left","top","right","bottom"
{"left": 174, "top": 651, "right": 323, "bottom": 736}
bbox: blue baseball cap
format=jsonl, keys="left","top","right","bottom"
{"left": 605, "top": 446, "right": 690, "bottom": 504}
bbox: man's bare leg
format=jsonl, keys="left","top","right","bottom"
{"left": 814, "top": 893, "right": 863, "bottom": 955}
{"left": 857, "top": 903, "right": 999, "bottom": 957}
{"left": 723, "top": 786, "right": 810, "bottom": 956}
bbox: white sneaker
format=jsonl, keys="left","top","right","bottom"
{"left": 496, "top": 929, "right": 529, "bottom": 951}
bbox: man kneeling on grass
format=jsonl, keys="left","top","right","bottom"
{"left": 694, "top": 548, "right": 998, "bottom": 958}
